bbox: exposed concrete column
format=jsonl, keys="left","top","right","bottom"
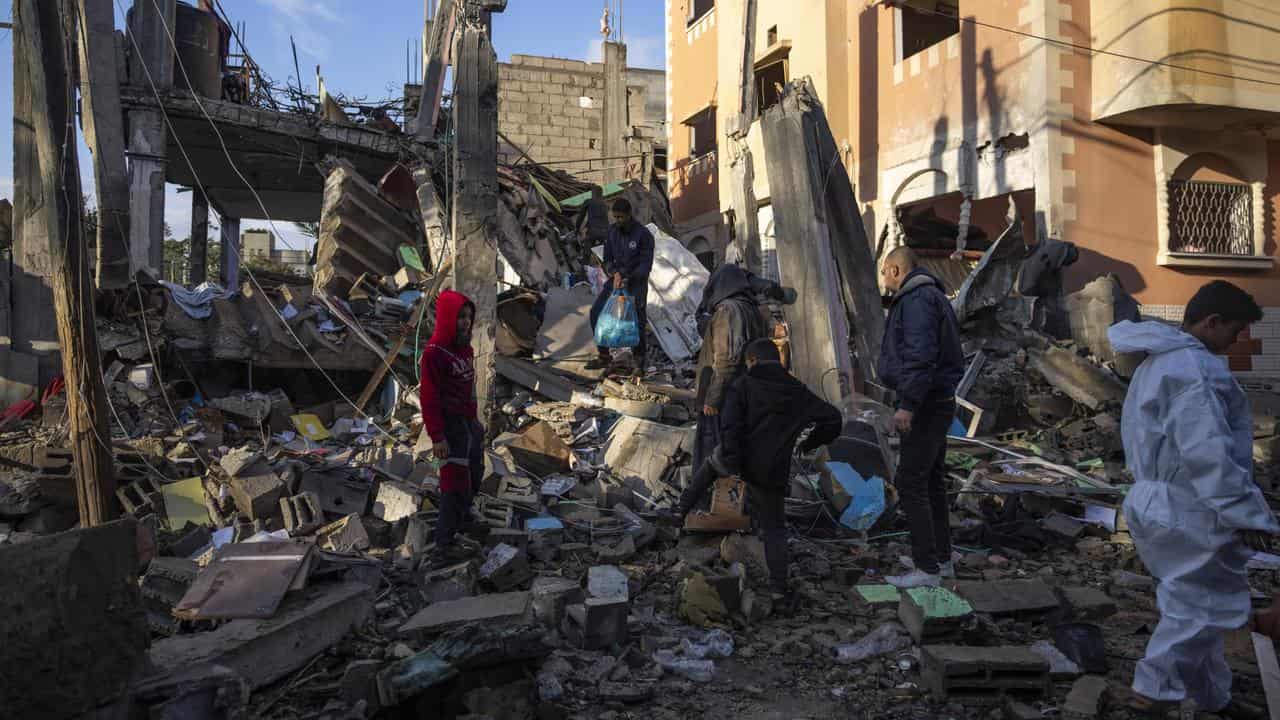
{"left": 601, "top": 41, "right": 628, "bottom": 184}
{"left": 219, "top": 215, "right": 240, "bottom": 289}
{"left": 189, "top": 190, "right": 209, "bottom": 285}
{"left": 451, "top": 20, "right": 499, "bottom": 420}
{"left": 126, "top": 0, "right": 175, "bottom": 277}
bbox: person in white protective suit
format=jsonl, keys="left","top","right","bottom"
{"left": 1107, "top": 280, "right": 1277, "bottom": 714}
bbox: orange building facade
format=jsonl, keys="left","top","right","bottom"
{"left": 666, "top": 0, "right": 1280, "bottom": 376}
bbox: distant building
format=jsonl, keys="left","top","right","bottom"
{"left": 241, "top": 229, "right": 311, "bottom": 277}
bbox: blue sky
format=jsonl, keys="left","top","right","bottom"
{"left": 0, "top": 0, "right": 664, "bottom": 250}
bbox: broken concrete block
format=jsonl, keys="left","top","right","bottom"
{"left": 562, "top": 597, "right": 629, "bottom": 650}
{"left": 219, "top": 446, "right": 263, "bottom": 478}
{"left": 1030, "top": 346, "right": 1127, "bottom": 410}
{"left": 899, "top": 587, "right": 974, "bottom": 643}
{"left": 420, "top": 561, "right": 478, "bottom": 604}
{"left": 497, "top": 474, "right": 539, "bottom": 505}
{"left": 720, "top": 533, "right": 769, "bottom": 583}
{"left": 141, "top": 556, "right": 200, "bottom": 636}
{"left": 399, "top": 591, "right": 532, "bottom": 636}
{"left": 526, "top": 516, "right": 564, "bottom": 562}
{"left": 613, "top": 502, "right": 657, "bottom": 548}
{"left": 921, "top": 645, "right": 1050, "bottom": 705}
{"left": 149, "top": 582, "right": 374, "bottom": 692}
{"left": 536, "top": 670, "right": 565, "bottom": 702}
{"left": 116, "top": 476, "right": 164, "bottom": 517}
{"left": 588, "top": 565, "right": 630, "bottom": 601}
{"left": 281, "top": 492, "right": 324, "bottom": 536}
{"left": 1065, "top": 274, "right": 1140, "bottom": 363}
{"left": 372, "top": 481, "right": 422, "bottom": 523}
{"left": 531, "top": 576, "right": 584, "bottom": 626}
{"left": 480, "top": 543, "right": 534, "bottom": 591}
{"left": 1110, "top": 570, "right": 1153, "bottom": 590}
{"left": 301, "top": 470, "right": 372, "bottom": 518}
{"left": 228, "top": 463, "right": 285, "bottom": 521}
{"left": 167, "top": 523, "right": 213, "bottom": 559}
{"left": 0, "top": 519, "right": 148, "bottom": 719}
{"left": 1029, "top": 639, "right": 1082, "bottom": 679}
{"left": 1042, "top": 512, "right": 1087, "bottom": 540}
{"left": 1062, "top": 675, "right": 1108, "bottom": 719}
{"left": 679, "top": 572, "right": 734, "bottom": 627}
{"left": 1003, "top": 698, "right": 1043, "bottom": 720}
{"left": 317, "top": 514, "right": 371, "bottom": 553}
{"left": 954, "top": 580, "right": 1060, "bottom": 618}
{"left": 593, "top": 533, "right": 636, "bottom": 562}
{"left": 1056, "top": 586, "right": 1118, "bottom": 621}
{"left": 495, "top": 421, "right": 572, "bottom": 477}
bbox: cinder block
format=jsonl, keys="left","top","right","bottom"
{"left": 899, "top": 587, "right": 974, "bottom": 643}
{"left": 228, "top": 464, "right": 285, "bottom": 521}
{"left": 480, "top": 543, "right": 534, "bottom": 592}
{"left": 921, "top": 645, "right": 1050, "bottom": 705}
{"left": 486, "top": 528, "right": 529, "bottom": 552}
{"left": 372, "top": 481, "right": 421, "bottom": 523}
{"left": 116, "top": 477, "right": 163, "bottom": 517}
{"left": 561, "top": 597, "right": 628, "bottom": 650}
{"left": 531, "top": 576, "right": 583, "bottom": 626}
{"left": 280, "top": 492, "right": 324, "bottom": 536}
{"left": 1055, "top": 586, "right": 1118, "bottom": 621}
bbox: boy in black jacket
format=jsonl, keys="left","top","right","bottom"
{"left": 671, "top": 338, "right": 843, "bottom": 607}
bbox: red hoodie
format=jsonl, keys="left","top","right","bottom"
{"left": 419, "top": 290, "right": 478, "bottom": 445}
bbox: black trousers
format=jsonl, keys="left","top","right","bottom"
{"left": 590, "top": 278, "right": 648, "bottom": 359}
{"left": 894, "top": 397, "right": 955, "bottom": 574}
{"left": 679, "top": 461, "right": 790, "bottom": 592}
{"left": 435, "top": 417, "right": 484, "bottom": 547}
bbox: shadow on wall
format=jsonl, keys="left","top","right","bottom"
{"left": 1067, "top": 245, "right": 1148, "bottom": 296}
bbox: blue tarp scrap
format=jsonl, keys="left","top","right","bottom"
{"left": 828, "top": 461, "right": 886, "bottom": 531}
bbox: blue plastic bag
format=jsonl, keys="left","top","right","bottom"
{"left": 594, "top": 290, "right": 641, "bottom": 348}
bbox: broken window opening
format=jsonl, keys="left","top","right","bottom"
{"left": 686, "top": 107, "right": 717, "bottom": 159}
{"left": 755, "top": 59, "right": 788, "bottom": 115}
{"left": 687, "top": 0, "right": 714, "bottom": 26}
{"left": 1166, "top": 180, "right": 1254, "bottom": 256}
{"left": 895, "top": 1, "right": 960, "bottom": 63}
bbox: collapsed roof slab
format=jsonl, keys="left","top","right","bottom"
{"left": 120, "top": 89, "right": 409, "bottom": 222}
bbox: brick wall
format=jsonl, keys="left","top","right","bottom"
{"left": 498, "top": 55, "right": 606, "bottom": 168}
{"left": 1141, "top": 304, "right": 1280, "bottom": 377}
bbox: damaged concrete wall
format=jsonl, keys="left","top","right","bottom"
{"left": 0, "top": 520, "right": 148, "bottom": 719}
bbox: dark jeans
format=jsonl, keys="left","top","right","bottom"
{"left": 435, "top": 417, "right": 484, "bottom": 547}
{"left": 590, "top": 278, "right": 648, "bottom": 359}
{"left": 679, "top": 461, "right": 790, "bottom": 592}
{"left": 894, "top": 397, "right": 955, "bottom": 574}
{"left": 692, "top": 412, "right": 721, "bottom": 471}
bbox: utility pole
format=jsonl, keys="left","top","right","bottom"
{"left": 17, "top": 0, "right": 117, "bottom": 525}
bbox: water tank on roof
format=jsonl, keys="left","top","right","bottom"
{"left": 173, "top": 1, "right": 222, "bottom": 99}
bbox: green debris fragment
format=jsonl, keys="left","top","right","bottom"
{"left": 905, "top": 587, "right": 973, "bottom": 619}
{"left": 854, "top": 584, "right": 901, "bottom": 605}
{"left": 945, "top": 451, "right": 979, "bottom": 471}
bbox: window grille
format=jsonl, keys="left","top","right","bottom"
{"left": 1167, "top": 179, "right": 1254, "bottom": 255}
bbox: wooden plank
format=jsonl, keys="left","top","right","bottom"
{"left": 354, "top": 334, "right": 408, "bottom": 413}
{"left": 19, "top": 0, "right": 117, "bottom": 524}
{"left": 1253, "top": 632, "right": 1280, "bottom": 720}
{"left": 74, "top": 0, "right": 131, "bottom": 289}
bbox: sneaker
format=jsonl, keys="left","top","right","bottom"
{"left": 886, "top": 569, "right": 941, "bottom": 589}
{"left": 938, "top": 561, "right": 956, "bottom": 578}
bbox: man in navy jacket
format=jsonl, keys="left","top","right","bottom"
{"left": 587, "top": 198, "right": 655, "bottom": 374}
{"left": 877, "top": 246, "right": 964, "bottom": 588}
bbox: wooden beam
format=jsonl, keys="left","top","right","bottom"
{"left": 354, "top": 334, "right": 407, "bottom": 414}
{"left": 74, "top": 0, "right": 131, "bottom": 289}
{"left": 18, "top": 0, "right": 116, "bottom": 524}
{"left": 450, "top": 18, "right": 499, "bottom": 420}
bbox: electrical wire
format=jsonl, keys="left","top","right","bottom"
{"left": 118, "top": 0, "right": 400, "bottom": 442}
{"left": 905, "top": 2, "right": 1280, "bottom": 90}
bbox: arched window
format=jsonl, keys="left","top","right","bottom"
{"left": 1166, "top": 153, "right": 1252, "bottom": 256}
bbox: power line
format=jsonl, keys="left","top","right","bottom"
{"left": 904, "top": 3, "right": 1280, "bottom": 89}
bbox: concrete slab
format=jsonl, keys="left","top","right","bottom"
{"left": 1056, "top": 586, "right": 1118, "bottom": 621}
{"left": 400, "top": 591, "right": 532, "bottom": 636}
{"left": 955, "top": 579, "right": 1061, "bottom": 617}
{"left": 149, "top": 582, "right": 373, "bottom": 691}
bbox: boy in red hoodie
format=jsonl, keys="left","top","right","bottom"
{"left": 419, "top": 290, "right": 483, "bottom": 559}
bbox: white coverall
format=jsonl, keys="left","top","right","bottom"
{"left": 1108, "top": 320, "right": 1279, "bottom": 710}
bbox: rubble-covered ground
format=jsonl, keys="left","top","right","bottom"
{"left": 4, "top": 301, "right": 1280, "bottom": 720}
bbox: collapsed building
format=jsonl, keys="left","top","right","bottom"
{"left": 4, "top": 1, "right": 1280, "bottom": 720}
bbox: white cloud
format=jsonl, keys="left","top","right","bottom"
{"left": 257, "top": 0, "right": 342, "bottom": 62}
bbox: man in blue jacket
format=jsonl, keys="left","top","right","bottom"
{"left": 877, "top": 246, "right": 965, "bottom": 588}
{"left": 587, "top": 198, "right": 655, "bottom": 374}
